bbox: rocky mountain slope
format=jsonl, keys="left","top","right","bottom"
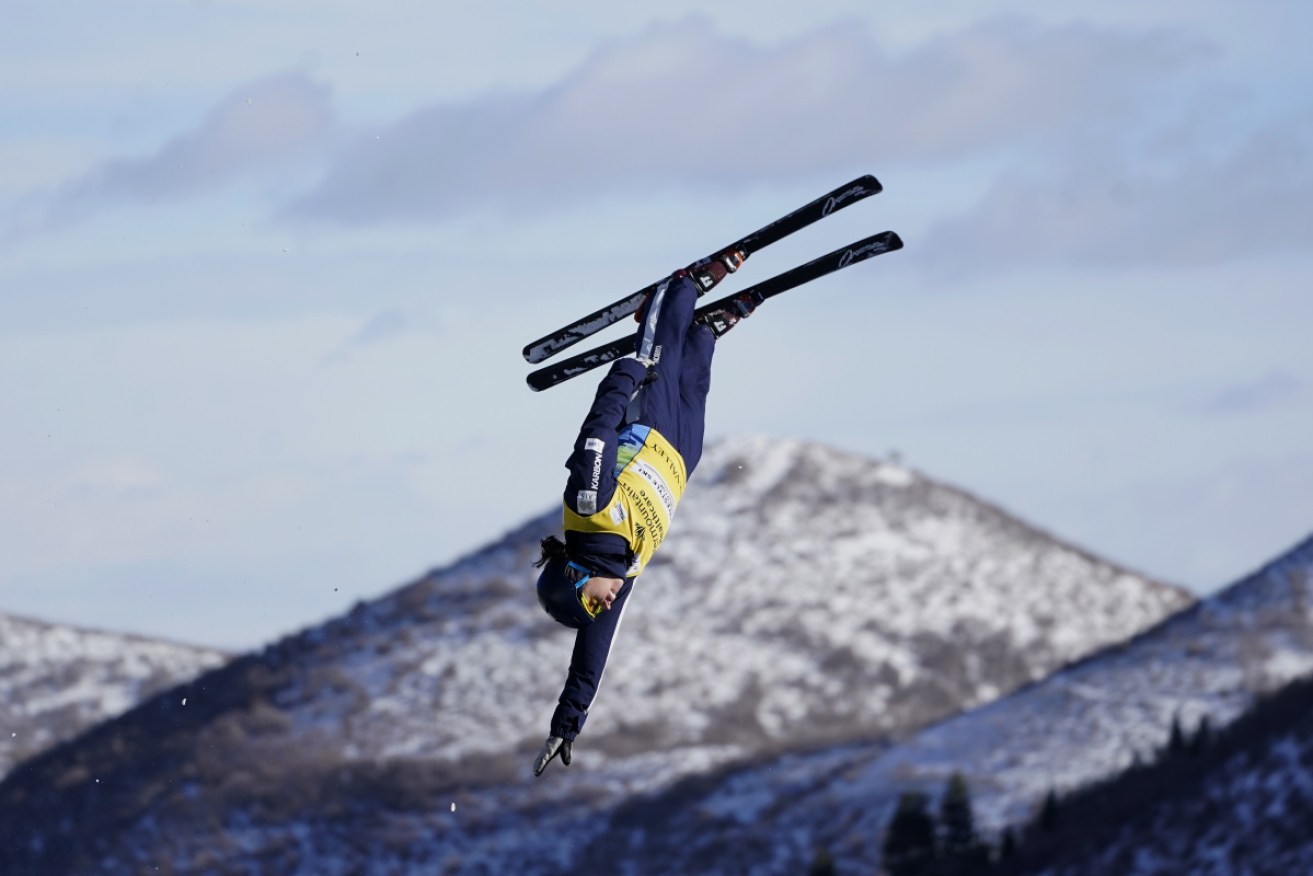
{"left": 0, "top": 611, "right": 229, "bottom": 779}
{"left": 0, "top": 437, "right": 1192, "bottom": 875}
{"left": 595, "top": 534, "right": 1313, "bottom": 874}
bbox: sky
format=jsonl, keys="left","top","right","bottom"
{"left": 2, "top": 1, "right": 1311, "bottom": 650}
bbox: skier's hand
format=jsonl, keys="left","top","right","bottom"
{"left": 533, "top": 736, "right": 572, "bottom": 777}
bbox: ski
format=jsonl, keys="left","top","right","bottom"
{"left": 526, "top": 230, "right": 903, "bottom": 392}
{"left": 522, "top": 175, "right": 884, "bottom": 364}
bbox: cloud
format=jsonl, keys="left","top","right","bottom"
{"left": 320, "top": 307, "right": 443, "bottom": 365}
{"left": 2, "top": 16, "right": 1232, "bottom": 240}
{"left": 64, "top": 457, "right": 168, "bottom": 498}
{"left": 285, "top": 16, "right": 1205, "bottom": 223}
{"left": 1094, "top": 451, "right": 1313, "bottom": 590}
{"left": 5, "top": 72, "right": 336, "bottom": 238}
{"left": 349, "top": 308, "right": 412, "bottom": 347}
{"left": 925, "top": 120, "right": 1313, "bottom": 272}
{"left": 1194, "top": 370, "right": 1307, "bottom": 417}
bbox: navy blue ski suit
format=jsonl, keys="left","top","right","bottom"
{"left": 550, "top": 273, "right": 715, "bottom": 741}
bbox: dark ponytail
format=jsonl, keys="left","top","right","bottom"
{"left": 534, "top": 535, "right": 570, "bottom": 569}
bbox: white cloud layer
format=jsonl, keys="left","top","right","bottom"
{"left": 284, "top": 16, "right": 1205, "bottom": 221}
{"left": 2, "top": 16, "right": 1207, "bottom": 235}
{"left": 927, "top": 123, "right": 1313, "bottom": 271}
{"left": 11, "top": 14, "right": 1300, "bottom": 281}
{"left": 1194, "top": 370, "right": 1307, "bottom": 417}
{"left": 5, "top": 73, "right": 336, "bottom": 239}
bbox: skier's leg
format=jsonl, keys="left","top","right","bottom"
{"left": 549, "top": 576, "right": 637, "bottom": 740}
{"left": 676, "top": 323, "right": 715, "bottom": 476}
{"left": 629, "top": 273, "right": 697, "bottom": 436}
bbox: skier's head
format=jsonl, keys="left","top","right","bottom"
{"left": 534, "top": 536, "right": 622, "bottom": 628}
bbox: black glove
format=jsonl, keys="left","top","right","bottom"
{"left": 533, "top": 736, "right": 572, "bottom": 777}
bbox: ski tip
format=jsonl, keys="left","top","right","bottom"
{"left": 887, "top": 230, "right": 904, "bottom": 250}
{"left": 857, "top": 174, "right": 882, "bottom": 195}
{"left": 523, "top": 340, "right": 557, "bottom": 364}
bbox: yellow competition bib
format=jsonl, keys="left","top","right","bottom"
{"left": 563, "top": 424, "right": 687, "bottom": 577}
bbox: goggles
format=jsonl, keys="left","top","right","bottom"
{"left": 567, "top": 561, "right": 605, "bottom": 618}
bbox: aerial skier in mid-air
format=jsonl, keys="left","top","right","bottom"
{"left": 530, "top": 256, "right": 751, "bottom": 776}
{"left": 523, "top": 177, "right": 901, "bottom": 776}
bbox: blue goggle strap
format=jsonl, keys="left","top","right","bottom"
{"left": 566, "top": 561, "right": 593, "bottom": 590}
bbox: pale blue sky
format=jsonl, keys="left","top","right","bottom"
{"left": 2, "top": 2, "right": 1311, "bottom": 648}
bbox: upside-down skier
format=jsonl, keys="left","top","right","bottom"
{"left": 531, "top": 254, "right": 754, "bottom": 776}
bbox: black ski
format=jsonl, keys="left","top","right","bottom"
{"left": 522, "top": 175, "right": 884, "bottom": 364}
{"left": 526, "top": 231, "right": 903, "bottom": 392}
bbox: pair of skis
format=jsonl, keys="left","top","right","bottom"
{"left": 523, "top": 175, "right": 902, "bottom": 391}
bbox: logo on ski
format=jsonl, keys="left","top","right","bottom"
{"left": 838, "top": 238, "right": 895, "bottom": 269}
{"left": 823, "top": 184, "right": 871, "bottom": 217}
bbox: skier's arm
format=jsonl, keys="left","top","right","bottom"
{"left": 562, "top": 358, "right": 647, "bottom": 515}
{"left": 534, "top": 575, "right": 636, "bottom": 777}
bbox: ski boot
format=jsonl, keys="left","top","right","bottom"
{"left": 696, "top": 292, "right": 759, "bottom": 337}
{"left": 634, "top": 250, "right": 747, "bottom": 322}
{"left": 689, "top": 248, "right": 747, "bottom": 293}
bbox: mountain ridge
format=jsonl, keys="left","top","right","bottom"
{"left": 594, "top": 531, "right": 1313, "bottom": 874}
{"left": 0, "top": 435, "right": 1193, "bottom": 875}
{"left": 0, "top": 610, "right": 229, "bottom": 780}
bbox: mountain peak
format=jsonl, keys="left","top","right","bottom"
{"left": 0, "top": 435, "right": 1195, "bottom": 876}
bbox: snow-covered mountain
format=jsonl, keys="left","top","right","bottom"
{"left": 0, "top": 437, "right": 1191, "bottom": 875}
{"left": 0, "top": 611, "right": 229, "bottom": 779}
{"left": 592, "top": 533, "right": 1313, "bottom": 875}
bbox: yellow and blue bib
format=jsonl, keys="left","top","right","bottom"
{"left": 563, "top": 424, "right": 687, "bottom": 577}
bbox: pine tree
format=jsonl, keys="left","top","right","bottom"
{"left": 1038, "top": 788, "right": 1060, "bottom": 834}
{"left": 939, "top": 773, "right": 989, "bottom": 875}
{"left": 1188, "top": 715, "right": 1213, "bottom": 757}
{"left": 807, "top": 847, "right": 836, "bottom": 876}
{"left": 1166, "top": 713, "right": 1187, "bottom": 757}
{"left": 883, "top": 791, "right": 937, "bottom": 876}
{"left": 998, "top": 827, "right": 1018, "bottom": 861}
